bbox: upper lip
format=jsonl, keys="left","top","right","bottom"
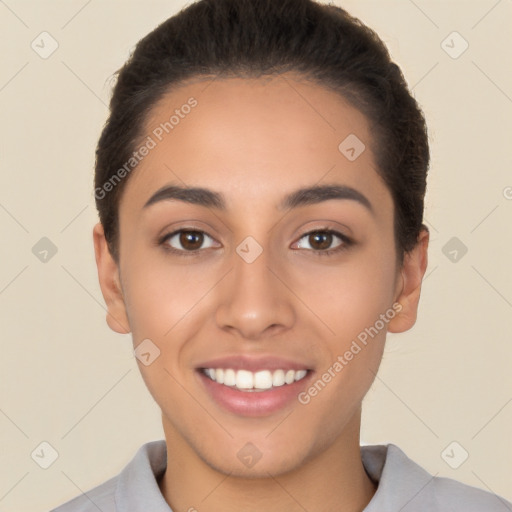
{"left": 196, "top": 355, "right": 313, "bottom": 372}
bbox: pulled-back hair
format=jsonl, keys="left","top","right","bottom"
{"left": 95, "top": 0, "right": 429, "bottom": 263}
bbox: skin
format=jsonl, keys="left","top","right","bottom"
{"left": 94, "top": 73, "right": 428, "bottom": 512}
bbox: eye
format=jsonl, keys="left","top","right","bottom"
{"left": 292, "top": 229, "right": 352, "bottom": 254}
{"left": 161, "top": 229, "right": 219, "bottom": 253}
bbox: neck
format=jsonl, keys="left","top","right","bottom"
{"left": 159, "top": 409, "right": 376, "bottom": 512}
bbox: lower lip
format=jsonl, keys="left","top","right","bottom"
{"left": 197, "top": 370, "right": 312, "bottom": 417}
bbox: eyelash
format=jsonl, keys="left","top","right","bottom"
{"left": 158, "top": 227, "right": 353, "bottom": 257}
{"left": 297, "top": 228, "right": 354, "bottom": 256}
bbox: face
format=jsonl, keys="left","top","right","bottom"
{"left": 94, "top": 73, "right": 427, "bottom": 478}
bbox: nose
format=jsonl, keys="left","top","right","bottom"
{"left": 214, "top": 243, "right": 295, "bottom": 340}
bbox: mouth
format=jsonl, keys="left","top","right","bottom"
{"left": 195, "top": 357, "right": 313, "bottom": 417}
{"left": 201, "top": 367, "right": 309, "bottom": 392}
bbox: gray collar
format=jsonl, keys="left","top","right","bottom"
{"left": 112, "top": 440, "right": 508, "bottom": 511}
{"left": 114, "top": 440, "right": 437, "bottom": 511}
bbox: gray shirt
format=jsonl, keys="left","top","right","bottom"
{"left": 51, "top": 440, "right": 512, "bottom": 511}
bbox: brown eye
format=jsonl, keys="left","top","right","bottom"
{"left": 162, "top": 229, "right": 218, "bottom": 253}
{"left": 308, "top": 232, "right": 333, "bottom": 250}
{"left": 179, "top": 231, "right": 204, "bottom": 250}
{"left": 293, "top": 229, "right": 350, "bottom": 254}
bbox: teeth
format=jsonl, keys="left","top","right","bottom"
{"left": 236, "top": 370, "right": 253, "bottom": 389}
{"left": 272, "top": 369, "right": 285, "bottom": 387}
{"left": 294, "top": 369, "right": 307, "bottom": 381}
{"left": 224, "top": 368, "right": 236, "bottom": 386}
{"left": 203, "top": 367, "right": 308, "bottom": 391}
{"left": 253, "top": 370, "right": 273, "bottom": 389}
{"left": 285, "top": 369, "right": 295, "bottom": 384}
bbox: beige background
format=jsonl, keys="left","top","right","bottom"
{"left": 1, "top": 0, "right": 511, "bottom": 510}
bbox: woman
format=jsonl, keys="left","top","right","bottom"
{"left": 53, "top": 0, "right": 511, "bottom": 510}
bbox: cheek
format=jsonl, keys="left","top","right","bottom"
{"left": 121, "top": 250, "right": 216, "bottom": 341}
{"left": 290, "top": 245, "right": 398, "bottom": 340}
{"left": 296, "top": 260, "right": 394, "bottom": 428}
{"left": 120, "top": 256, "right": 202, "bottom": 409}
{"left": 318, "top": 251, "right": 397, "bottom": 402}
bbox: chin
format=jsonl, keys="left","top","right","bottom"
{"left": 202, "top": 450, "right": 306, "bottom": 479}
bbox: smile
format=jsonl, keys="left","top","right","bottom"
{"left": 202, "top": 368, "right": 309, "bottom": 392}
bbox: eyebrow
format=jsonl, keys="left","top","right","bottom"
{"left": 143, "top": 183, "right": 373, "bottom": 214}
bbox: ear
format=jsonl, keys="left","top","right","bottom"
{"left": 388, "top": 227, "right": 429, "bottom": 333}
{"left": 93, "top": 222, "right": 131, "bottom": 334}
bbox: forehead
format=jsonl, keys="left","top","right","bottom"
{"left": 120, "top": 74, "right": 392, "bottom": 214}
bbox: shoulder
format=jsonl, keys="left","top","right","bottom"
{"left": 50, "top": 475, "right": 117, "bottom": 512}
{"left": 431, "top": 474, "right": 512, "bottom": 511}
{"left": 49, "top": 440, "right": 168, "bottom": 512}
{"left": 362, "top": 443, "right": 512, "bottom": 512}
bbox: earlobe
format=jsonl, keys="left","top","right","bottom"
{"left": 388, "top": 227, "right": 429, "bottom": 334}
{"left": 92, "top": 222, "right": 131, "bottom": 334}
